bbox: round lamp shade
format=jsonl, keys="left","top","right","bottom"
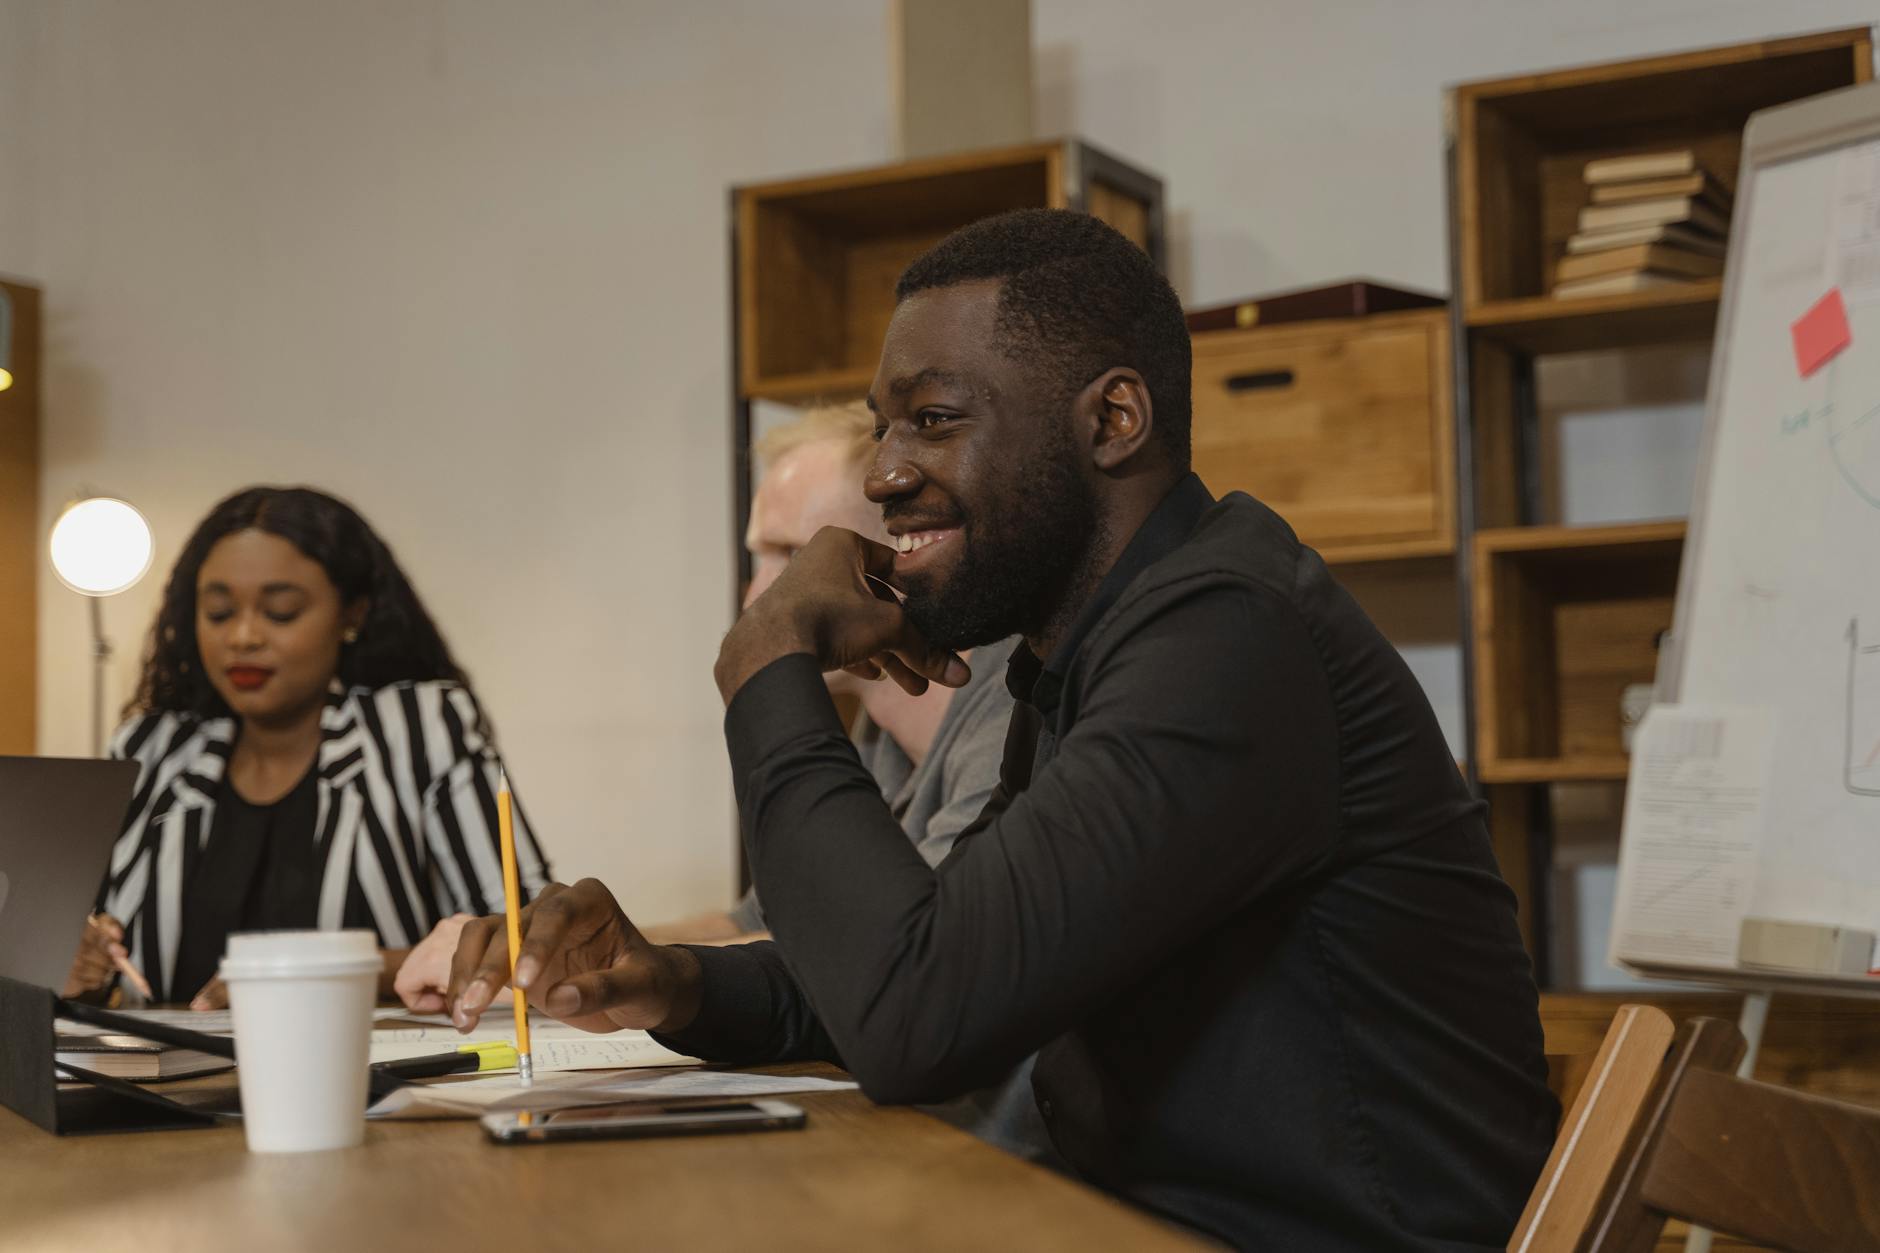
{"left": 49, "top": 497, "right": 154, "bottom": 596}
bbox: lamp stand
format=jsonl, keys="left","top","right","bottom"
{"left": 89, "top": 596, "right": 113, "bottom": 758}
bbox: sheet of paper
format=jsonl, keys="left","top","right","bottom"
{"left": 61, "top": 1006, "right": 436, "bottom": 1038}
{"left": 100, "top": 1008, "right": 240, "bottom": 1033}
{"left": 370, "top": 1017, "right": 594, "bottom": 1048}
{"left": 1609, "top": 705, "right": 1776, "bottom": 970}
{"left": 370, "top": 1029, "right": 694, "bottom": 1071}
{"left": 1832, "top": 141, "right": 1880, "bottom": 304}
{"left": 369, "top": 1067, "right": 858, "bottom": 1120}
{"left": 54, "top": 1000, "right": 436, "bottom": 1038}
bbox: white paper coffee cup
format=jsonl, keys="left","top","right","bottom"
{"left": 221, "top": 930, "right": 380, "bottom": 1153}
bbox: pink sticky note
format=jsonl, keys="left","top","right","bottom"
{"left": 1792, "top": 287, "right": 1852, "bottom": 378}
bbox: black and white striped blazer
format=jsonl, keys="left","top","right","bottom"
{"left": 99, "top": 680, "right": 552, "bottom": 1002}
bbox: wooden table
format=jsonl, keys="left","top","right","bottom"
{"left": 1, "top": 1067, "right": 1203, "bottom": 1252}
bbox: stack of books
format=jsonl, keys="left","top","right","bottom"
{"left": 1554, "top": 150, "right": 1730, "bottom": 299}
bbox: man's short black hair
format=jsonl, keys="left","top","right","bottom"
{"left": 895, "top": 208, "right": 1191, "bottom": 468}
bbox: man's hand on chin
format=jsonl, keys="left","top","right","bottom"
{"left": 714, "top": 526, "right": 971, "bottom": 705}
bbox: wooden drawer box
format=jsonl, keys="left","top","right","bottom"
{"left": 1189, "top": 307, "right": 1455, "bottom": 563}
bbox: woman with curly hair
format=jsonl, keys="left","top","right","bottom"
{"left": 63, "top": 486, "right": 551, "bottom": 1009}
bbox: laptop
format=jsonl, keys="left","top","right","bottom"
{"left": 0, "top": 756, "right": 139, "bottom": 991}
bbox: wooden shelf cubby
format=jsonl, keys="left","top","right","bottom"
{"left": 1454, "top": 27, "right": 1869, "bottom": 323}
{"left": 1472, "top": 521, "right": 1684, "bottom": 786}
{"left": 735, "top": 139, "right": 1164, "bottom": 403}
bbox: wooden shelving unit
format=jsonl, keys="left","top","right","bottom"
{"left": 0, "top": 279, "right": 38, "bottom": 755}
{"left": 728, "top": 139, "right": 1165, "bottom": 593}
{"left": 1444, "top": 28, "right": 1872, "bottom": 983}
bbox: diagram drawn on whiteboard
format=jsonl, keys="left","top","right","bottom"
{"left": 1825, "top": 391, "right": 1880, "bottom": 510}
{"left": 1846, "top": 617, "right": 1880, "bottom": 796}
{"left": 1781, "top": 355, "right": 1880, "bottom": 511}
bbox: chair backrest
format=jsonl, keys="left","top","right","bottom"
{"left": 1509, "top": 1004, "right": 1678, "bottom": 1252}
{"left": 1579, "top": 1015, "right": 1746, "bottom": 1252}
{"left": 1635, "top": 1067, "right": 1880, "bottom": 1253}
{"left": 1512, "top": 1006, "right": 1750, "bottom": 1252}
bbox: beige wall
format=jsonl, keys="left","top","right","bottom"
{"left": 3, "top": 0, "right": 1872, "bottom": 921}
{"left": 7, "top": 0, "right": 894, "bottom": 918}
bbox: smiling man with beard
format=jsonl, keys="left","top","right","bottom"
{"left": 448, "top": 210, "right": 1556, "bottom": 1250}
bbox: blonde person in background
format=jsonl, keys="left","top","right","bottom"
{"left": 648, "top": 401, "right": 1021, "bottom": 943}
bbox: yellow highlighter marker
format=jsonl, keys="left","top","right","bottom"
{"left": 466, "top": 1041, "right": 520, "bottom": 1072}
{"left": 378, "top": 1041, "right": 519, "bottom": 1081}
{"left": 497, "top": 768, "right": 533, "bottom": 1086}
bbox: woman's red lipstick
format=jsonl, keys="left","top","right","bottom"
{"left": 226, "top": 666, "right": 273, "bottom": 691}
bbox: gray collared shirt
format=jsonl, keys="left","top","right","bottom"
{"left": 725, "top": 646, "right": 1017, "bottom": 933}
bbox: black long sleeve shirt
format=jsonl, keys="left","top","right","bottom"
{"left": 657, "top": 475, "right": 1556, "bottom": 1250}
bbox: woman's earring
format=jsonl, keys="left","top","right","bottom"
{"left": 342, "top": 627, "right": 360, "bottom": 645}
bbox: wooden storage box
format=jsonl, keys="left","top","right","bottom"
{"left": 1452, "top": 27, "right": 1869, "bottom": 354}
{"left": 1189, "top": 307, "right": 1455, "bottom": 563}
{"left": 1472, "top": 522, "right": 1684, "bottom": 783}
{"left": 735, "top": 139, "right": 1163, "bottom": 402}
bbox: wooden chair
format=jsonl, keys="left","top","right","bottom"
{"left": 1617, "top": 1067, "right": 1880, "bottom": 1252}
{"left": 1513, "top": 1002, "right": 1880, "bottom": 1252}
{"left": 1511, "top": 1004, "right": 1744, "bottom": 1252}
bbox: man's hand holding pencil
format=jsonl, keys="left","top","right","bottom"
{"left": 445, "top": 878, "right": 704, "bottom": 1039}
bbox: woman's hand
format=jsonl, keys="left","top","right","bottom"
{"left": 63, "top": 913, "right": 149, "bottom": 1000}
{"left": 393, "top": 913, "right": 512, "bottom": 1013}
{"left": 189, "top": 975, "right": 228, "bottom": 1011}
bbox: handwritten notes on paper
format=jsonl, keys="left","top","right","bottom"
{"left": 368, "top": 1020, "right": 693, "bottom": 1071}
{"left": 1610, "top": 705, "right": 1776, "bottom": 971}
{"left": 369, "top": 1067, "right": 856, "bottom": 1120}
{"left": 1832, "top": 141, "right": 1880, "bottom": 304}
{"left": 528, "top": 1035, "right": 696, "bottom": 1071}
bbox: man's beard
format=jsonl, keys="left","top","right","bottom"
{"left": 897, "top": 433, "right": 1107, "bottom": 652}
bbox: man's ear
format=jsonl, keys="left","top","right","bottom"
{"left": 1083, "top": 368, "right": 1155, "bottom": 471}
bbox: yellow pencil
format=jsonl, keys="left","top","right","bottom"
{"left": 496, "top": 768, "right": 533, "bottom": 1086}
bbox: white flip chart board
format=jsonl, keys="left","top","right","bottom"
{"left": 1611, "top": 81, "right": 1880, "bottom": 981}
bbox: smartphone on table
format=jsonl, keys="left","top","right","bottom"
{"left": 481, "top": 1099, "right": 806, "bottom": 1144}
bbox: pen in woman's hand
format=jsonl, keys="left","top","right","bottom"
{"left": 87, "top": 912, "right": 154, "bottom": 1001}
